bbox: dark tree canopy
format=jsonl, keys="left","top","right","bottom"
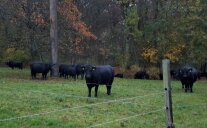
{"left": 0, "top": 0, "right": 206, "bottom": 72}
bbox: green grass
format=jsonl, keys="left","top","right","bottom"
{"left": 0, "top": 67, "right": 207, "bottom": 128}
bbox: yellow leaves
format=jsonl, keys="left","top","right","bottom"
{"left": 141, "top": 48, "right": 158, "bottom": 64}
{"left": 99, "top": 48, "right": 110, "bottom": 57}
{"left": 4, "top": 48, "right": 30, "bottom": 61}
{"left": 141, "top": 44, "right": 186, "bottom": 64}
{"left": 6, "top": 48, "right": 16, "bottom": 53}
{"left": 164, "top": 44, "right": 186, "bottom": 63}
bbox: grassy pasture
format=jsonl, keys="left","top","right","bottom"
{"left": 0, "top": 67, "right": 207, "bottom": 128}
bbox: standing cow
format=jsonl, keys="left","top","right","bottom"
{"left": 134, "top": 70, "right": 149, "bottom": 79}
{"left": 30, "top": 62, "right": 54, "bottom": 80}
{"left": 59, "top": 64, "right": 68, "bottom": 77}
{"left": 84, "top": 65, "right": 114, "bottom": 97}
{"left": 63, "top": 65, "right": 77, "bottom": 80}
{"left": 178, "top": 66, "right": 198, "bottom": 92}
{"left": 5, "top": 61, "right": 23, "bottom": 69}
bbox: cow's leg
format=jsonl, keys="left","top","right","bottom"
{"left": 106, "top": 85, "right": 111, "bottom": 95}
{"left": 81, "top": 74, "right": 84, "bottom": 80}
{"left": 87, "top": 85, "right": 92, "bottom": 97}
{"left": 184, "top": 84, "right": 187, "bottom": 92}
{"left": 95, "top": 85, "right": 99, "bottom": 97}
{"left": 34, "top": 73, "right": 36, "bottom": 79}
{"left": 42, "top": 73, "right": 44, "bottom": 80}
{"left": 42, "top": 73, "right": 47, "bottom": 80}
{"left": 45, "top": 74, "right": 47, "bottom": 80}
{"left": 190, "top": 84, "right": 193, "bottom": 93}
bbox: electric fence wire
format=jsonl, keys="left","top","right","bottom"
{"left": 0, "top": 92, "right": 164, "bottom": 122}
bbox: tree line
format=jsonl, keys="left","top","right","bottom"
{"left": 0, "top": 0, "right": 206, "bottom": 72}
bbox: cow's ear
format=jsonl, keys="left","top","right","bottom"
{"left": 92, "top": 66, "right": 96, "bottom": 71}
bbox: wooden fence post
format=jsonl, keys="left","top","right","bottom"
{"left": 162, "top": 59, "right": 175, "bottom": 128}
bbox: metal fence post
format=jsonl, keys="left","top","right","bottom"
{"left": 162, "top": 59, "right": 175, "bottom": 128}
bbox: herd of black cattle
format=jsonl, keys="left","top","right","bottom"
{"left": 5, "top": 60, "right": 207, "bottom": 97}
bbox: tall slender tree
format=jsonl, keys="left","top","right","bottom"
{"left": 50, "top": 0, "right": 58, "bottom": 76}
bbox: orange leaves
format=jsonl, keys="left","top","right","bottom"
{"left": 71, "top": 37, "right": 85, "bottom": 55}
{"left": 59, "top": 0, "right": 97, "bottom": 40}
{"left": 72, "top": 22, "right": 97, "bottom": 40}
{"left": 141, "top": 48, "right": 158, "bottom": 64}
{"left": 32, "top": 12, "right": 45, "bottom": 25}
{"left": 164, "top": 44, "right": 186, "bottom": 63}
{"left": 59, "top": 0, "right": 80, "bottom": 22}
{"left": 17, "top": 1, "right": 47, "bottom": 26}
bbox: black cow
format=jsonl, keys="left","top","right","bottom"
{"left": 30, "top": 62, "right": 53, "bottom": 80}
{"left": 84, "top": 65, "right": 114, "bottom": 97}
{"left": 75, "top": 64, "right": 85, "bottom": 80}
{"left": 5, "top": 61, "right": 23, "bottom": 69}
{"left": 63, "top": 65, "right": 77, "bottom": 80}
{"left": 59, "top": 64, "right": 68, "bottom": 77}
{"left": 178, "top": 66, "right": 198, "bottom": 92}
{"left": 134, "top": 70, "right": 149, "bottom": 79}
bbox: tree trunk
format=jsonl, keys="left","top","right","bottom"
{"left": 50, "top": 0, "right": 58, "bottom": 76}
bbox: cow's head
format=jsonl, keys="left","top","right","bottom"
{"left": 180, "top": 67, "right": 192, "bottom": 78}
{"left": 84, "top": 65, "right": 96, "bottom": 80}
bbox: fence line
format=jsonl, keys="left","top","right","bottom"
{"left": 0, "top": 86, "right": 164, "bottom": 102}
{"left": 122, "top": 96, "right": 164, "bottom": 107}
{"left": 86, "top": 103, "right": 207, "bottom": 128}
{"left": 1, "top": 84, "right": 206, "bottom": 126}
{"left": 88, "top": 108, "right": 165, "bottom": 128}
{"left": 0, "top": 86, "right": 164, "bottom": 116}
{"left": 0, "top": 92, "right": 164, "bottom": 122}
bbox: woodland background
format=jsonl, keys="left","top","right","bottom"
{"left": 0, "top": 0, "right": 206, "bottom": 72}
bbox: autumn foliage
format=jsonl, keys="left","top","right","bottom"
{"left": 142, "top": 44, "right": 186, "bottom": 64}
{"left": 141, "top": 48, "right": 158, "bottom": 64}
{"left": 164, "top": 44, "right": 186, "bottom": 63}
{"left": 72, "top": 37, "right": 85, "bottom": 55}
{"left": 19, "top": 1, "right": 46, "bottom": 26}
{"left": 59, "top": 0, "right": 97, "bottom": 40}
{"left": 32, "top": 12, "right": 45, "bottom": 25}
